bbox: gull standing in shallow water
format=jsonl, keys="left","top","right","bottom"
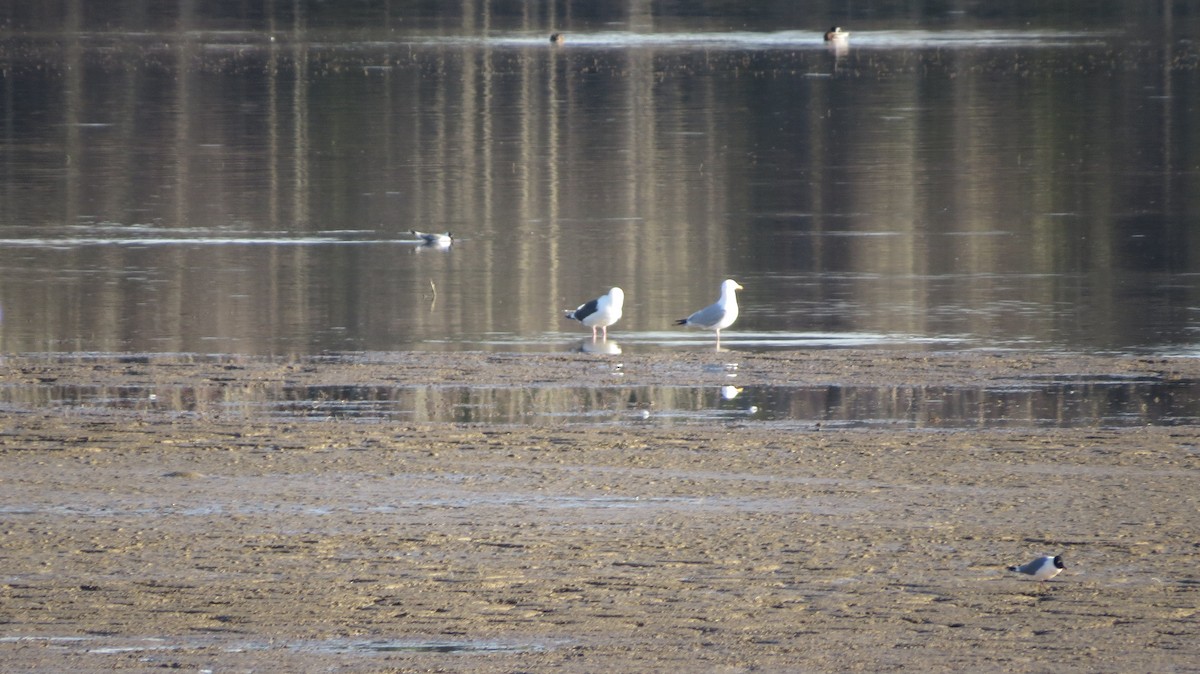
{"left": 565, "top": 287, "right": 624, "bottom": 342}
{"left": 675, "top": 279, "right": 743, "bottom": 349}
{"left": 1008, "top": 555, "right": 1065, "bottom": 581}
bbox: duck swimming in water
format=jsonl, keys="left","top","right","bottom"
{"left": 824, "top": 26, "right": 848, "bottom": 42}
{"left": 410, "top": 230, "right": 452, "bottom": 247}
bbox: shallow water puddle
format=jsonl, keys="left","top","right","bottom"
{"left": 4, "top": 376, "right": 1198, "bottom": 428}
{"left": 332, "top": 639, "right": 541, "bottom": 654}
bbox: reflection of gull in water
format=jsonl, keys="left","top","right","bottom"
{"left": 579, "top": 340, "right": 621, "bottom": 355}
{"left": 675, "top": 279, "right": 743, "bottom": 349}
{"left": 565, "top": 287, "right": 624, "bottom": 342}
{"left": 410, "top": 230, "right": 452, "bottom": 247}
{"left": 720, "top": 385, "right": 743, "bottom": 400}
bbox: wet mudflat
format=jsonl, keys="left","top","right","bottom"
{"left": 1, "top": 350, "right": 1198, "bottom": 672}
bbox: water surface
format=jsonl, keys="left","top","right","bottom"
{"left": 1, "top": 3, "right": 1197, "bottom": 355}
{"left": 6, "top": 375, "right": 1196, "bottom": 429}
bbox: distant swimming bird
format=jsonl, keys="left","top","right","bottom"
{"left": 1008, "top": 555, "right": 1065, "bottom": 581}
{"left": 550, "top": 33, "right": 564, "bottom": 44}
{"left": 675, "top": 279, "right": 743, "bottom": 349}
{"left": 565, "top": 287, "right": 624, "bottom": 342}
{"left": 410, "top": 230, "right": 452, "bottom": 247}
{"left": 824, "top": 26, "right": 849, "bottom": 42}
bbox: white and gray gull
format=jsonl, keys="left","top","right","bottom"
{"left": 1007, "top": 555, "right": 1065, "bottom": 581}
{"left": 675, "top": 279, "right": 743, "bottom": 348}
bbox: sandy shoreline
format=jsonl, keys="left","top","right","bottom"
{"left": 1, "top": 351, "right": 1198, "bottom": 672}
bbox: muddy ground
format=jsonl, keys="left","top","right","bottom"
{"left": 1, "top": 350, "right": 1198, "bottom": 672}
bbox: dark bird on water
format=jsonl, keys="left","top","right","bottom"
{"left": 824, "top": 26, "right": 849, "bottom": 42}
{"left": 410, "top": 230, "right": 452, "bottom": 247}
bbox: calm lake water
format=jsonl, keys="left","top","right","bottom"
{"left": 1, "top": 2, "right": 1198, "bottom": 356}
